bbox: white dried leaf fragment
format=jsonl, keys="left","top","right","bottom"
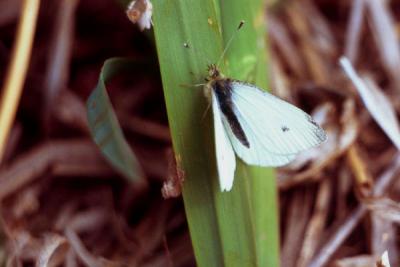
{"left": 340, "top": 57, "right": 400, "bottom": 150}
{"left": 380, "top": 251, "right": 391, "bottom": 267}
{"left": 126, "top": 0, "right": 153, "bottom": 31}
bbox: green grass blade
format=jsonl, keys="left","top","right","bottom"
{"left": 86, "top": 58, "right": 144, "bottom": 182}
{"left": 152, "top": 0, "right": 279, "bottom": 266}
{"left": 219, "top": 1, "right": 280, "bottom": 266}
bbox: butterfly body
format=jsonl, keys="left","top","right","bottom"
{"left": 211, "top": 78, "right": 250, "bottom": 148}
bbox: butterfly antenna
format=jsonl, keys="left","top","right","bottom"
{"left": 216, "top": 20, "right": 245, "bottom": 67}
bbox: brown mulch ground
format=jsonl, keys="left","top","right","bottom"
{"left": 0, "top": 0, "right": 400, "bottom": 266}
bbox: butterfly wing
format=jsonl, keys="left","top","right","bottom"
{"left": 220, "top": 113, "right": 297, "bottom": 166}
{"left": 212, "top": 90, "right": 236, "bottom": 191}
{"left": 224, "top": 81, "right": 326, "bottom": 166}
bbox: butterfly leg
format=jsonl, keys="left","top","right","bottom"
{"left": 179, "top": 83, "right": 206, "bottom": 89}
{"left": 201, "top": 101, "right": 211, "bottom": 121}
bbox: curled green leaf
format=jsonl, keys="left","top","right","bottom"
{"left": 86, "top": 58, "right": 144, "bottom": 183}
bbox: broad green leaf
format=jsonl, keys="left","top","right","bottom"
{"left": 152, "top": 0, "right": 279, "bottom": 266}
{"left": 219, "top": 2, "right": 279, "bottom": 266}
{"left": 86, "top": 58, "right": 144, "bottom": 183}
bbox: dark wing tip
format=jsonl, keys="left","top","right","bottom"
{"left": 315, "top": 126, "right": 327, "bottom": 143}
{"left": 306, "top": 115, "right": 327, "bottom": 143}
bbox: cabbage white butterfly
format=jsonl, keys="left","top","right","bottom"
{"left": 204, "top": 23, "right": 326, "bottom": 192}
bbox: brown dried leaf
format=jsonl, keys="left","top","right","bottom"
{"left": 346, "top": 145, "right": 373, "bottom": 198}
{"left": 371, "top": 214, "right": 397, "bottom": 266}
{"left": 340, "top": 57, "right": 400, "bottom": 149}
{"left": 65, "top": 228, "right": 104, "bottom": 267}
{"left": 36, "top": 234, "right": 67, "bottom": 267}
{"left": 344, "top": 0, "right": 366, "bottom": 62}
{"left": 268, "top": 15, "right": 306, "bottom": 78}
{"left": 366, "top": 0, "right": 400, "bottom": 88}
{"left": 334, "top": 255, "right": 375, "bottom": 267}
{"left": 126, "top": 0, "right": 153, "bottom": 31}
{"left": 0, "top": 140, "right": 111, "bottom": 201}
{"left": 162, "top": 150, "right": 184, "bottom": 199}
{"left": 377, "top": 251, "right": 391, "bottom": 267}
{"left": 281, "top": 190, "right": 312, "bottom": 267}
{"left": 366, "top": 198, "right": 400, "bottom": 224}
{"left": 297, "top": 179, "right": 331, "bottom": 267}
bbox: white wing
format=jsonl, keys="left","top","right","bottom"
{"left": 212, "top": 90, "right": 236, "bottom": 191}
{"left": 221, "top": 114, "right": 296, "bottom": 166}
{"left": 224, "top": 81, "right": 326, "bottom": 166}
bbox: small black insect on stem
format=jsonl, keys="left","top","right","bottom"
{"left": 237, "top": 20, "right": 245, "bottom": 30}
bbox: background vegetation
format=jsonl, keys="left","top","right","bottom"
{"left": 0, "top": 0, "right": 399, "bottom": 266}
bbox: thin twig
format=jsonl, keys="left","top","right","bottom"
{"left": 344, "top": 0, "right": 365, "bottom": 62}
{"left": 0, "top": 140, "right": 110, "bottom": 201}
{"left": 0, "top": 0, "right": 40, "bottom": 162}
{"left": 42, "top": 0, "right": 79, "bottom": 132}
